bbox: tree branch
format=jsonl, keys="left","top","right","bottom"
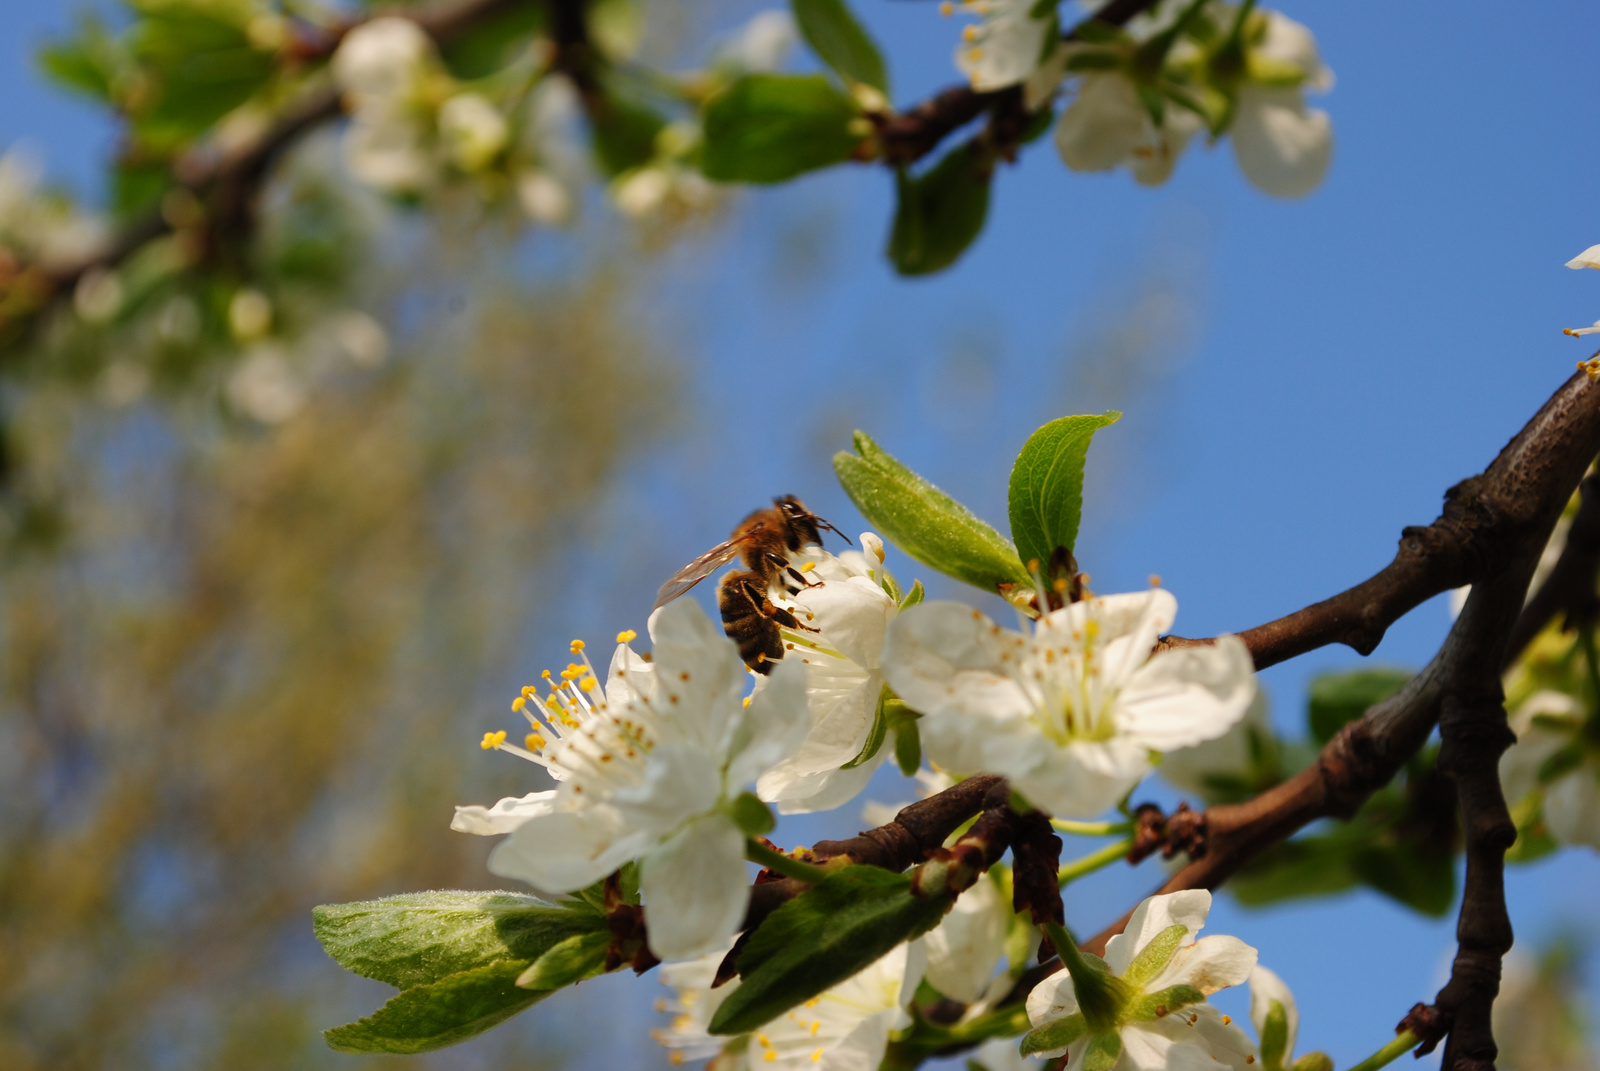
{"left": 1503, "top": 470, "right": 1600, "bottom": 664}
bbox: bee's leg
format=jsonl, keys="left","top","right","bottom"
{"left": 768, "top": 605, "right": 819, "bottom": 634}
{"left": 763, "top": 552, "right": 821, "bottom": 593}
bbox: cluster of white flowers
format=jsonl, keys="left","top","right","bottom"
{"left": 1499, "top": 690, "right": 1600, "bottom": 850}
{"left": 0, "top": 146, "right": 106, "bottom": 276}
{"left": 330, "top": 17, "right": 582, "bottom": 224}
{"left": 943, "top": 2, "right": 1335, "bottom": 196}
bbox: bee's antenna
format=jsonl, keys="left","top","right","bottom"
{"left": 815, "top": 516, "right": 852, "bottom": 545}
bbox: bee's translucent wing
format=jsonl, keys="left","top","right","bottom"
{"left": 654, "top": 539, "right": 745, "bottom": 609}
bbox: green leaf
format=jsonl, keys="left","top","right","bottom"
{"left": 1259, "top": 999, "right": 1290, "bottom": 1071}
{"left": 887, "top": 142, "right": 993, "bottom": 277}
{"left": 791, "top": 0, "right": 889, "bottom": 93}
{"left": 1229, "top": 838, "right": 1357, "bottom": 907}
{"left": 592, "top": 94, "right": 667, "bottom": 176}
{"left": 1119, "top": 924, "right": 1187, "bottom": 989}
{"left": 514, "top": 929, "right": 611, "bottom": 990}
{"left": 323, "top": 960, "right": 550, "bottom": 1054}
{"left": 899, "top": 579, "right": 925, "bottom": 609}
{"left": 1006, "top": 412, "right": 1120, "bottom": 572}
{"left": 834, "top": 431, "right": 1031, "bottom": 595}
{"left": 841, "top": 687, "right": 891, "bottom": 769}
{"left": 1306, "top": 667, "right": 1412, "bottom": 744}
{"left": 440, "top": 3, "right": 546, "bottom": 78}
{"left": 37, "top": 17, "right": 121, "bottom": 102}
{"left": 709, "top": 866, "right": 950, "bottom": 1034}
{"left": 312, "top": 890, "right": 606, "bottom": 990}
{"left": 701, "top": 74, "right": 861, "bottom": 184}
{"left": 1349, "top": 843, "right": 1455, "bottom": 917}
{"left": 1020, "top": 1013, "right": 1088, "bottom": 1056}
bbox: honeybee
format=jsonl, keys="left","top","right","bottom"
{"left": 654, "top": 496, "right": 849, "bottom": 674}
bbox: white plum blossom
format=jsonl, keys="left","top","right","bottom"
{"left": 1053, "top": 72, "right": 1204, "bottom": 187}
{"left": 1248, "top": 966, "right": 1325, "bottom": 1071}
{"left": 1564, "top": 244, "right": 1600, "bottom": 337}
{"left": 0, "top": 147, "right": 107, "bottom": 271}
{"left": 1024, "top": 890, "right": 1258, "bottom": 1071}
{"left": 1498, "top": 690, "right": 1600, "bottom": 850}
{"left": 922, "top": 869, "right": 1015, "bottom": 1005}
{"left": 950, "top": 0, "right": 1056, "bottom": 93}
{"left": 883, "top": 588, "right": 1255, "bottom": 818}
{"left": 714, "top": 10, "right": 799, "bottom": 74}
{"left": 1231, "top": 12, "right": 1335, "bottom": 198}
{"left": 757, "top": 534, "right": 901, "bottom": 814}
{"left": 655, "top": 939, "right": 926, "bottom": 1071}
{"left": 331, "top": 17, "right": 444, "bottom": 193}
{"left": 439, "top": 93, "right": 509, "bottom": 172}
{"left": 453, "top": 598, "right": 809, "bottom": 960}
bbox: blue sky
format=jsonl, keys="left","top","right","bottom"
{"left": 6, "top": 0, "right": 1600, "bottom": 1067}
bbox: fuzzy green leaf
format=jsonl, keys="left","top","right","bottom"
{"left": 708, "top": 866, "right": 950, "bottom": 1034}
{"left": 1007, "top": 412, "right": 1120, "bottom": 572}
{"left": 323, "top": 960, "right": 550, "bottom": 1054}
{"left": 312, "top": 890, "right": 606, "bottom": 990}
{"left": 834, "top": 431, "right": 1031, "bottom": 595}
{"left": 514, "top": 929, "right": 611, "bottom": 990}
{"left": 702, "top": 74, "right": 861, "bottom": 184}
{"left": 887, "top": 142, "right": 993, "bottom": 277}
{"left": 1306, "top": 667, "right": 1412, "bottom": 744}
{"left": 791, "top": 0, "right": 889, "bottom": 92}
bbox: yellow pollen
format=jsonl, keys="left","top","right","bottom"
{"left": 480, "top": 730, "right": 507, "bottom": 750}
{"left": 962, "top": 24, "right": 978, "bottom": 40}
{"left": 579, "top": 676, "right": 597, "bottom": 692}
{"left": 764, "top": 1054, "right": 777, "bottom": 1063}
{"left": 756, "top": 653, "right": 767, "bottom": 663}
{"left": 940, "top": 0, "right": 952, "bottom": 13}
{"left": 541, "top": 669, "right": 552, "bottom": 680}
{"left": 1150, "top": 574, "right": 1162, "bottom": 587}
{"left": 758, "top": 1035, "right": 772, "bottom": 1047}
{"left": 1247, "top": 1058, "right": 1255, "bottom": 1065}
{"left": 1053, "top": 577, "right": 1068, "bottom": 592}
{"left": 812, "top": 1050, "right": 823, "bottom": 1062}
{"left": 1222, "top": 1016, "right": 1232, "bottom": 1025}
{"left": 512, "top": 696, "right": 526, "bottom": 713}
{"left": 570, "top": 639, "right": 586, "bottom": 653}
{"left": 810, "top": 1022, "right": 820, "bottom": 1036}
{"left": 526, "top": 733, "right": 544, "bottom": 751}
{"left": 655, "top": 999, "right": 667, "bottom": 1012}
{"left": 617, "top": 629, "right": 637, "bottom": 643}
{"left": 743, "top": 696, "right": 752, "bottom": 708}
{"left": 799, "top": 561, "right": 816, "bottom": 573}
{"left": 670, "top": 1054, "right": 685, "bottom": 1066}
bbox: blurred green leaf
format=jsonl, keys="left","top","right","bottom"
{"left": 313, "top": 890, "right": 607, "bottom": 990}
{"left": 37, "top": 17, "right": 121, "bottom": 102}
{"left": 323, "top": 960, "right": 552, "bottom": 1054}
{"left": 791, "top": 0, "right": 889, "bottom": 93}
{"left": 1307, "top": 667, "right": 1412, "bottom": 743}
{"left": 701, "top": 74, "right": 860, "bottom": 184}
{"left": 1228, "top": 835, "right": 1359, "bottom": 907}
{"left": 1007, "top": 412, "right": 1121, "bottom": 571}
{"left": 1349, "top": 842, "right": 1455, "bottom": 917}
{"left": 709, "top": 866, "right": 949, "bottom": 1035}
{"left": 834, "top": 431, "right": 1031, "bottom": 595}
{"left": 593, "top": 94, "right": 668, "bottom": 176}
{"left": 887, "top": 142, "right": 993, "bottom": 276}
{"left": 440, "top": 4, "right": 546, "bottom": 78}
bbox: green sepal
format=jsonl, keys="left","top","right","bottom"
{"left": 701, "top": 74, "right": 861, "bottom": 184}
{"left": 887, "top": 141, "right": 993, "bottom": 276}
{"left": 312, "top": 891, "right": 608, "bottom": 991}
{"left": 514, "top": 929, "right": 611, "bottom": 990}
{"left": 892, "top": 705, "right": 923, "bottom": 776}
{"left": 834, "top": 431, "right": 1031, "bottom": 595}
{"left": 1127, "top": 984, "right": 1206, "bottom": 1022}
{"left": 878, "top": 566, "right": 903, "bottom": 603}
{"left": 727, "top": 790, "right": 778, "bottom": 835}
{"left": 1291, "top": 1053, "right": 1334, "bottom": 1071}
{"left": 791, "top": 0, "right": 889, "bottom": 93}
{"left": 1119, "top": 924, "right": 1187, "bottom": 989}
{"left": 1019, "top": 1013, "right": 1088, "bottom": 1056}
{"left": 842, "top": 688, "right": 892, "bottom": 769}
{"left": 1259, "top": 998, "right": 1290, "bottom": 1071}
{"left": 1006, "top": 412, "right": 1120, "bottom": 573}
{"left": 572, "top": 861, "right": 641, "bottom": 913}
{"left": 899, "top": 579, "right": 926, "bottom": 610}
{"left": 322, "top": 960, "right": 550, "bottom": 1054}
{"left": 1082, "top": 1030, "right": 1123, "bottom": 1071}
{"left": 709, "top": 866, "right": 950, "bottom": 1034}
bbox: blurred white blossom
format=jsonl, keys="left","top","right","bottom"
{"left": 1231, "top": 12, "right": 1335, "bottom": 198}
{"left": 715, "top": 10, "right": 798, "bottom": 74}
{"left": 228, "top": 346, "right": 307, "bottom": 424}
{"left": 439, "top": 93, "right": 509, "bottom": 172}
{"left": 951, "top": 0, "right": 1056, "bottom": 92}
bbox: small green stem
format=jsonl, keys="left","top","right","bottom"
{"left": 1344, "top": 1031, "right": 1418, "bottom": 1071}
{"left": 1057, "top": 837, "right": 1135, "bottom": 885}
{"left": 1050, "top": 818, "right": 1133, "bottom": 837}
{"left": 745, "top": 838, "right": 829, "bottom": 884}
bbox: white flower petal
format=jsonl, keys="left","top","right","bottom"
{"left": 955, "top": 0, "right": 1054, "bottom": 92}
{"left": 1544, "top": 769, "right": 1600, "bottom": 849}
{"left": 1566, "top": 244, "right": 1600, "bottom": 270}
{"left": 451, "top": 790, "right": 557, "bottom": 835}
{"left": 883, "top": 601, "right": 1036, "bottom": 721}
{"left": 641, "top": 814, "right": 751, "bottom": 961}
{"left": 647, "top": 599, "right": 751, "bottom": 757}
{"left": 792, "top": 575, "right": 896, "bottom": 669}
{"left": 726, "top": 657, "right": 810, "bottom": 789}
{"left": 612, "top": 743, "right": 724, "bottom": 835}
{"left": 1054, "top": 73, "right": 1151, "bottom": 173}
{"left": 1231, "top": 87, "right": 1333, "bottom": 198}
{"left": 1104, "top": 889, "right": 1211, "bottom": 976}
{"left": 924, "top": 875, "right": 1011, "bottom": 1004}
{"left": 489, "top": 802, "right": 646, "bottom": 891}
{"left": 1010, "top": 736, "right": 1150, "bottom": 819}
{"left": 1248, "top": 965, "right": 1298, "bottom": 1063}
{"left": 822, "top": 1009, "right": 896, "bottom": 1071}
{"left": 1257, "top": 12, "right": 1333, "bottom": 92}
{"left": 1159, "top": 689, "right": 1271, "bottom": 800}
{"left": 762, "top": 749, "right": 885, "bottom": 816}
{"left": 1117, "top": 635, "right": 1255, "bottom": 751}
{"left": 1150, "top": 935, "right": 1257, "bottom": 995}
{"left": 1024, "top": 966, "right": 1080, "bottom": 1029}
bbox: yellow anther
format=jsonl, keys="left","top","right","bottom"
{"left": 525, "top": 733, "right": 545, "bottom": 751}
{"left": 799, "top": 561, "right": 816, "bottom": 573}
{"left": 541, "top": 668, "right": 553, "bottom": 680}
{"left": 671, "top": 1054, "right": 685, "bottom": 1066}
{"left": 1222, "top": 1015, "right": 1232, "bottom": 1025}
{"left": 812, "top": 1050, "right": 823, "bottom": 1062}
{"left": 764, "top": 1053, "right": 778, "bottom": 1063}
{"left": 758, "top": 1035, "right": 772, "bottom": 1048}
{"left": 570, "top": 638, "right": 586, "bottom": 653}
{"left": 743, "top": 696, "right": 753, "bottom": 708}
{"left": 512, "top": 696, "right": 526, "bottom": 713}
{"left": 579, "top": 676, "right": 597, "bottom": 692}
{"left": 1084, "top": 619, "right": 1100, "bottom": 640}
{"left": 1150, "top": 574, "right": 1162, "bottom": 587}
{"left": 617, "top": 629, "right": 638, "bottom": 643}
{"left": 561, "top": 666, "right": 584, "bottom": 680}
{"left": 962, "top": 24, "right": 978, "bottom": 41}
{"left": 1053, "top": 577, "right": 1068, "bottom": 592}
{"left": 810, "top": 1022, "right": 820, "bottom": 1036}
{"left": 939, "top": 0, "right": 952, "bottom": 13}
{"left": 480, "top": 730, "right": 507, "bottom": 750}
